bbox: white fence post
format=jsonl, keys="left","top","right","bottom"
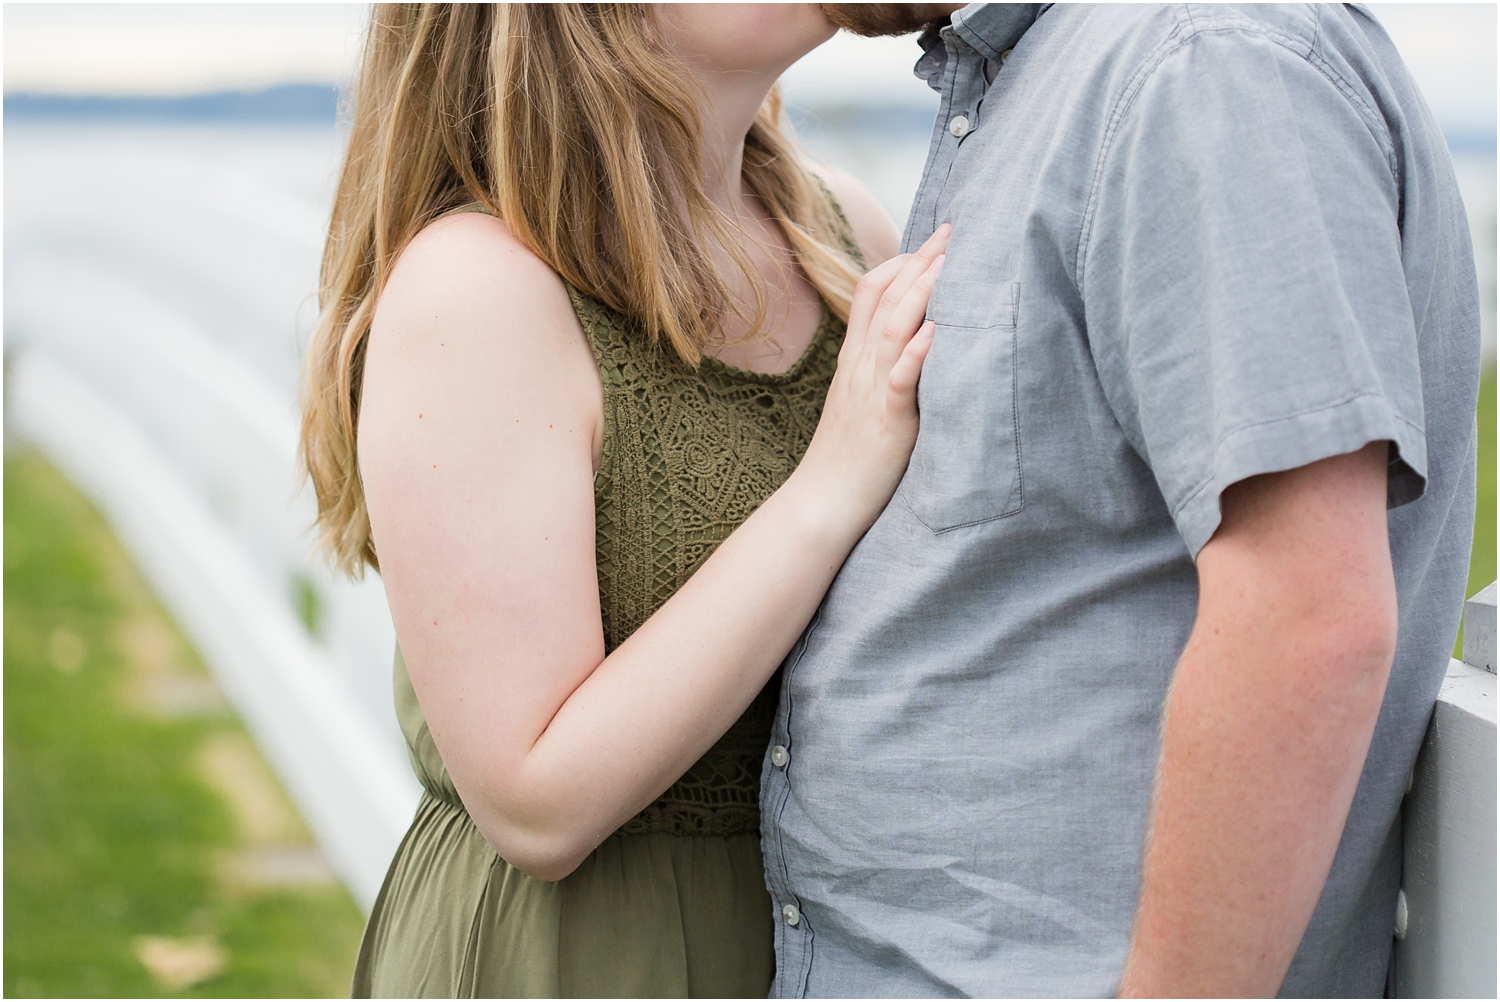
{"left": 1397, "top": 582, "right": 1497, "bottom": 998}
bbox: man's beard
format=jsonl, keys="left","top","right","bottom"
{"left": 819, "top": 4, "right": 956, "bottom": 37}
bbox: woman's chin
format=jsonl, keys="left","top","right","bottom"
{"left": 660, "top": 3, "right": 839, "bottom": 76}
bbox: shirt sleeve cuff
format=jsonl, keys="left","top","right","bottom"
{"left": 1172, "top": 392, "right": 1428, "bottom": 557}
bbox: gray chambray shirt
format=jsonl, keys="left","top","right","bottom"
{"left": 761, "top": 4, "right": 1480, "bottom": 997}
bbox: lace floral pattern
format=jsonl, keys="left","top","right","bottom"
{"left": 574, "top": 289, "right": 845, "bottom": 838}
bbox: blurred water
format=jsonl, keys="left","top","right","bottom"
{"left": 1451, "top": 154, "right": 1500, "bottom": 363}
{"left": 5, "top": 121, "right": 337, "bottom": 390}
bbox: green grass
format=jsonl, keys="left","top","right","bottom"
{"left": 1467, "top": 363, "right": 1496, "bottom": 598}
{"left": 4, "top": 449, "right": 364, "bottom": 998}
{"left": 291, "top": 573, "right": 323, "bottom": 640}
{"left": 1455, "top": 363, "right": 1497, "bottom": 658}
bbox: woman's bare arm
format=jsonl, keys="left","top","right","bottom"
{"left": 359, "top": 211, "right": 944, "bottom": 880}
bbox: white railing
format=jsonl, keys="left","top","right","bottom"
{"left": 4, "top": 122, "right": 422, "bottom": 911}
{"left": 1396, "top": 583, "right": 1497, "bottom": 998}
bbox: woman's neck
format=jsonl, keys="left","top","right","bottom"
{"left": 683, "top": 65, "right": 780, "bottom": 220}
{"left": 668, "top": 43, "right": 826, "bottom": 371}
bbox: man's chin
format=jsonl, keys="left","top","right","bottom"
{"left": 818, "top": 3, "right": 961, "bottom": 38}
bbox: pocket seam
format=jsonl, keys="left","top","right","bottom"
{"left": 901, "top": 321, "right": 1025, "bottom": 533}
{"left": 927, "top": 281, "right": 1020, "bottom": 331}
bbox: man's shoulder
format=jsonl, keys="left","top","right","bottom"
{"left": 1005, "top": 3, "right": 1325, "bottom": 125}
{"left": 1177, "top": 4, "right": 1322, "bottom": 46}
{"left": 1043, "top": 3, "right": 1327, "bottom": 63}
{"left": 1052, "top": 4, "right": 1320, "bottom": 42}
{"left": 1031, "top": 4, "right": 1335, "bottom": 77}
{"left": 1035, "top": 3, "right": 1395, "bottom": 139}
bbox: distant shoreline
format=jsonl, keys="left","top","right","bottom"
{"left": 3, "top": 84, "right": 342, "bottom": 123}
{"left": 5, "top": 84, "right": 1494, "bottom": 158}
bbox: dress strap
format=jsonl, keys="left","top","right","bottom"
{"left": 807, "top": 171, "right": 868, "bottom": 269}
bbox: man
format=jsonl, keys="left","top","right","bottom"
{"left": 762, "top": 3, "right": 1480, "bottom": 996}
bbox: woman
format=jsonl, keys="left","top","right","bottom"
{"left": 300, "top": 4, "right": 946, "bottom": 997}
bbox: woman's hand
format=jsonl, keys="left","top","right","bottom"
{"left": 794, "top": 224, "right": 949, "bottom": 527}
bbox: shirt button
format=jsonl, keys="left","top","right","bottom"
{"left": 770, "top": 744, "right": 790, "bottom": 768}
{"left": 949, "top": 114, "right": 971, "bottom": 138}
{"left": 1000, "top": 48, "right": 1013, "bottom": 63}
{"left": 782, "top": 903, "right": 801, "bottom": 927}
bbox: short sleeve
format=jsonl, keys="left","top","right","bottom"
{"left": 1080, "top": 26, "right": 1427, "bottom": 556}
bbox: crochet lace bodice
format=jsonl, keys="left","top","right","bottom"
{"left": 576, "top": 287, "right": 844, "bottom": 836}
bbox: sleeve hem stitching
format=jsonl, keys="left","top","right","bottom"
{"left": 1172, "top": 390, "right": 1424, "bottom": 521}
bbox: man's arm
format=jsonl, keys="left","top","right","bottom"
{"left": 1116, "top": 441, "right": 1398, "bottom": 997}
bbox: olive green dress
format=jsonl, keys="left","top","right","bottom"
{"left": 351, "top": 224, "right": 853, "bottom": 998}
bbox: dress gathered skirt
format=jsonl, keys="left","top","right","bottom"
{"left": 353, "top": 790, "right": 773, "bottom": 997}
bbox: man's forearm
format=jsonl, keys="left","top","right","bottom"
{"left": 1117, "top": 443, "right": 1397, "bottom": 997}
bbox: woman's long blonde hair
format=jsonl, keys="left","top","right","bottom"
{"left": 301, "top": 3, "right": 861, "bottom": 575}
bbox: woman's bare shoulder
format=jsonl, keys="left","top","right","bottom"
{"left": 363, "top": 210, "right": 599, "bottom": 448}
{"left": 808, "top": 162, "right": 901, "bottom": 267}
{"left": 369, "top": 212, "right": 595, "bottom": 395}
{"left": 380, "top": 212, "right": 580, "bottom": 343}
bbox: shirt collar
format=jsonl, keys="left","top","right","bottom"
{"left": 913, "top": 4, "right": 1047, "bottom": 91}
{"left": 953, "top": 3, "right": 1047, "bottom": 61}
{"left": 913, "top": 22, "right": 950, "bottom": 92}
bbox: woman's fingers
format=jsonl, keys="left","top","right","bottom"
{"left": 911, "top": 223, "right": 951, "bottom": 264}
{"left": 887, "top": 320, "right": 936, "bottom": 400}
{"left": 864, "top": 228, "right": 949, "bottom": 346}
{"left": 843, "top": 254, "right": 910, "bottom": 359}
{"left": 845, "top": 225, "right": 950, "bottom": 359}
{"left": 800, "top": 231, "right": 949, "bottom": 525}
{"left": 875, "top": 254, "right": 943, "bottom": 375}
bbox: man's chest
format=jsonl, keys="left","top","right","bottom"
{"left": 894, "top": 42, "right": 1180, "bottom": 543}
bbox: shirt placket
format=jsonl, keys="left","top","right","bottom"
{"left": 762, "top": 611, "right": 821, "bottom": 997}
{"left": 903, "top": 29, "right": 991, "bottom": 250}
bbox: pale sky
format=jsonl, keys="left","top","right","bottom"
{"left": 3, "top": 3, "right": 368, "bottom": 96}
{"left": 4, "top": 3, "right": 1495, "bottom": 137}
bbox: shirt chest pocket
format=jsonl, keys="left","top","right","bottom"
{"left": 899, "top": 280, "right": 1023, "bottom": 532}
